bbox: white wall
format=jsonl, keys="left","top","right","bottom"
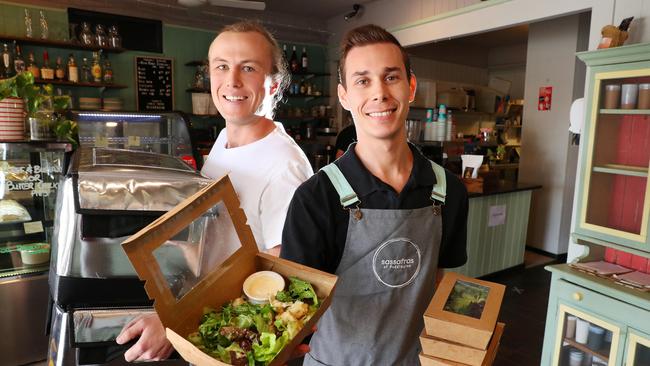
{"left": 326, "top": 0, "right": 650, "bottom": 257}
{"left": 518, "top": 14, "right": 588, "bottom": 254}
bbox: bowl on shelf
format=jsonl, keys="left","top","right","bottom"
{"left": 19, "top": 243, "right": 51, "bottom": 265}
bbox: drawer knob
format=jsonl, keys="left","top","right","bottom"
{"left": 573, "top": 292, "right": 583, "bottom": 301}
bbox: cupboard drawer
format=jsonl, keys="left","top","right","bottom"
{"left": 555, "top": 278, "right": 650, "bottom": 334}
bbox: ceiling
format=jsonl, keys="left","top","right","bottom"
{"left": 265, "top": 0, "right": 374, "bottom": 19}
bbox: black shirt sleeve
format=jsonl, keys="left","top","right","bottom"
{"left": 280, "top": 172, "right": 346, "bottom": 274}
{"left": 438, "top": 170, "right": 469, "bottom": 268}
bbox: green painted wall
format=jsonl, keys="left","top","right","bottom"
{"left": 0, "top": 2, "right": 328, "bottom": 116}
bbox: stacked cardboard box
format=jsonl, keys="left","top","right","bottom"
{"left": 420, "top": 272, "right": 506, "bottom": 366}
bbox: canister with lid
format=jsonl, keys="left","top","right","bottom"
{"left": 638, "top": 83, "right": 650, "bottom": 109}
{"left": 603, "top": 84, "right": 620, "bottom": 109}
{"left": 621, "top": 83, "right": 638, "bottom": 109}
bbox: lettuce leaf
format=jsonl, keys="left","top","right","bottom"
{"left": 252, "top": 332, "right": 290, "bottom": 364}
{"left": 276, "top": 277, "right": 319, "bottom": 305}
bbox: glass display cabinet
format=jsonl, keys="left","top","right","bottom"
{"left": 0, "top": 141, "right": 71, "bottom": 365}
{"left": 576, "top": 69, "right": 650, "bottom": 252}
{"left": 541, "top": 43, "right": 650, "bottom": 366}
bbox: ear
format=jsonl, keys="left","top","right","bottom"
{"left": 338, "top": 83, "right": 351, "bottom": 111}
{"left": 408, "top": 74, "right": 417, "bottom": 103}
{"left": 269, "top": 81, "right": 279, "bottom": 96}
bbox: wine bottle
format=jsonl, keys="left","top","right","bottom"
{"left": 13, "top": 43, "right": 25, "bottom": 74}
{"left": 289, "top": 46, "right": 299, "bottom": 73}
{"left": 26, "top": 52, "right": 40, "bottom": 78}
{"left": 1, "top": 43, "right": 13, "bottom": 78}
{"left": 40, "top": 50, "right": 54, "bottom": 80}
{"left": 301, "top": 47, "right": 308, "bottom": 72}
{"left": 55, "top": 56, "right": 65, "bottom": 80}
{"left": 67, "top": 54, "right": 78, "bottom": 83}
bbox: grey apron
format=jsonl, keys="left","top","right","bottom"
{"left": 304, "top": 161, "right": 447, "bottom": 366}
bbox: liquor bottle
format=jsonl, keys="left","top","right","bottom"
{"left": 1, "top": 43, "right": 13, "bottom": 78}
{"left": 39, "top": 10, "right": 49, "bottom": 40}
{"left": 282, "top": 44, "right": 288, "bottom": 63}
{"left": 55, "top": 56, "right": 65, "bottom": 80}
{"left": 80, "top": 57, "right": 91, "bottom": 83}
{"left": 40, "top": 50, "right": 54, "bottom": 80}
{"left": 299, "top": 78, "right": 306, "bottom": 95}
{"left": 26, "top": 52, "right": 40, "bottom": 78}
{"left": 289, "top": 46, "right": 299, "bottom": 73}
{"left": 91, "top": 52, "right": 102, "bottom": 83}
{"left": 301, "top": 47, "right": 308, "bottom": 72}
{"left": 24, "top": 9, "right": 33, "bottom": 38}
{"left": 67, "top": 54, "right": 78, "bottom": 83}
{"left": 103, "top": 58, "right": 113, "bottom": 84}
{"left": 13, "top": 43, "right": 25, "bottom": 74}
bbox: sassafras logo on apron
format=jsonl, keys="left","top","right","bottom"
{"left": 371, "top": 238, "right": 422, "bottom": 288}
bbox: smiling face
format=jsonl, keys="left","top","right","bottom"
{"left": 338, "top": 42, "right": 416, "bottom": 143}
{"left": 208, "top": 31, "right": 275, "bottom": 125}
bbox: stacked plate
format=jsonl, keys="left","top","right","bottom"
{"left": 0, "top": 97, "right": 26, "bottom": 141}
{"left": 79, "top": 97, "right": 101, "bottom": 110}
{"left": 103, "top": 98, "right": 123, "bottom": 111}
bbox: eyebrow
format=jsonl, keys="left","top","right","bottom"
{"left": 210, "top": 57, "right": 263, "bottom": 66}
{"left": 350, "top": 66, "right": 402, "bottom": 77}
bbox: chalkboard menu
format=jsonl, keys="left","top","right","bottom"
{"left": 135, "top": 56, "right": 174, "bottom": 111}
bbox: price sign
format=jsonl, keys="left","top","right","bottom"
{"left": 135, "top": 56, "right": 174, "bottom": 112}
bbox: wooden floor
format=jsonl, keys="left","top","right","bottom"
{"left": 483, "top": 254, "right": 560, "bottom": 366}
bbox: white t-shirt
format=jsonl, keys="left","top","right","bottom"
{"left": 200, "top": 122, "right": 313, "bottom": 251}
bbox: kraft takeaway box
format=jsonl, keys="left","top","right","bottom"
{"left": 419, "top": 322, "right": 505, "bottom": 366}
{"left": 121, "top": 175, "right": 337, "bottom": 366}
{"left": 424, "top": 272, "right": 505, "bottom": 350}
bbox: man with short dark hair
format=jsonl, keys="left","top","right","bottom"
{"left": 281, "top": 24, "right": 468, "bottom": 365}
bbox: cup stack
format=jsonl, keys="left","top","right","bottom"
{"left": 419, "top": 273, "right": 506, "bottom": 366}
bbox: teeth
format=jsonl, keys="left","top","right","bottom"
{"left": 225, "top": 96, "right": 246, "bottom": 101}
{"left": 368, "top": 110, "right": 393, "bottom": 117}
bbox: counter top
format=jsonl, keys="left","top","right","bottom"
{"left": 468, "top": 181, "right": 541, "bottom": 198}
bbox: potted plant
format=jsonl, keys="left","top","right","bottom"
{"left": 0, "top": 72, "right": 78, "bottom": 147}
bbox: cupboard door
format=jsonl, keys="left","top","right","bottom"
{"left": 579, "top": 69, "right": 650, "bottom": 250}
{"left": 552, "top": 304, "right": 621, "bottom": 366}
{"left": 626, "top": 331, "right": 650, "bottom": 366}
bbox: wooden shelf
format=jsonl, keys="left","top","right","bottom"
{"left": 599, "top": 109, "right": 650, "bottom": 115}
{"left": 562, "top": 338, "right": 609, "bottom": 362}
{"left": 592, "top": 164, "right": 648, "bottom": 177}
{"left": 34, "top": 79, "right": 127, "bottom": 89}
{"left": 0, "top": 34, "right": 125, "bottom": 53}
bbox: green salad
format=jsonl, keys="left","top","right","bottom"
{"left": 188, "top": 277, "right": 320, "bottom": 366}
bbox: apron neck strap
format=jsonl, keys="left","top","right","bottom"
{"left": 321, "top": 161, "right": 447, "bottom": 208}
{"left": 430, "top": 161, "right": 447, "bottom": 205}
{"left": 321, "top": 163, "right": 360, "bottom": 208}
